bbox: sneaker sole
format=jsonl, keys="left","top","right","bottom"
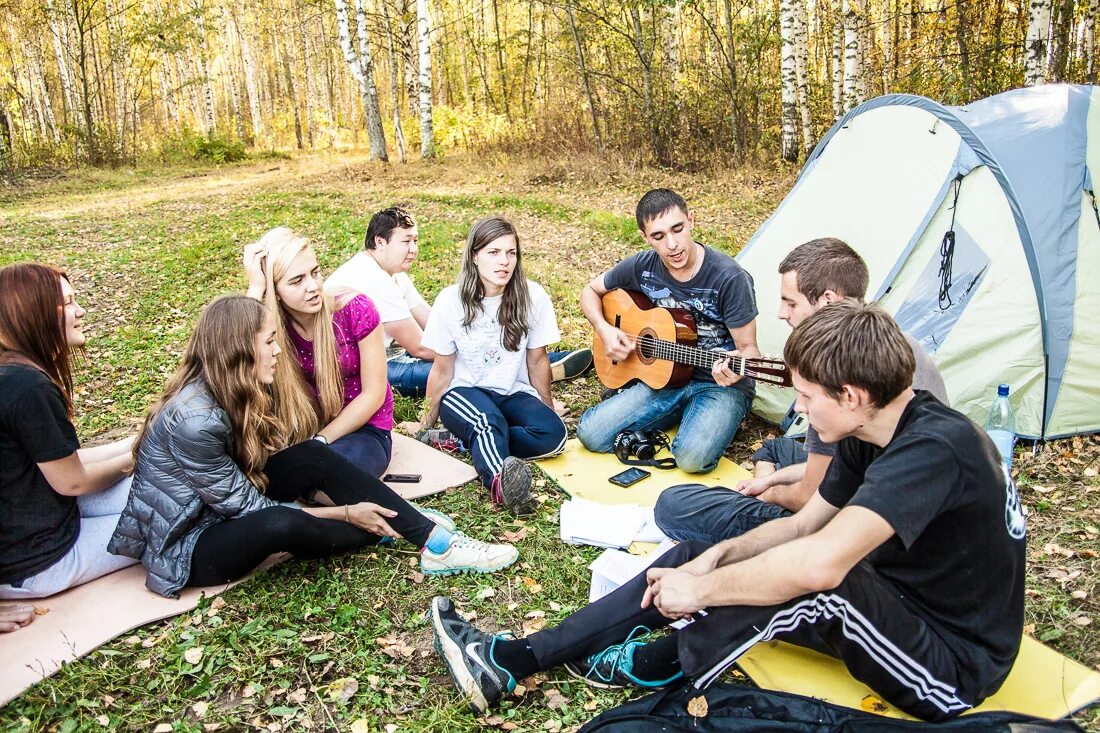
{"left": 431, "top": 598, "right": 491, "bottom": 715}
{"left": 551, "top": 350, "right": 594, "bottom": 382}
{"left": 500, "top": 458, "right": 536, "bottom": 516}
{"left": 421, "top": 548, "right": 519, "bottom": 576}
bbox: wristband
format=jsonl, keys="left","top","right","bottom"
{"left": 312, "top": 433, "right": 329, "bottom": 445}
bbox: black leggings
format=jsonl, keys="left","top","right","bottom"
{"left": 187, "top": 440, "right": 435, "bottom": 587}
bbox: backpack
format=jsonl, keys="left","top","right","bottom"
{"left": 578, "top": 682, "right": 1084, "bottom": 732}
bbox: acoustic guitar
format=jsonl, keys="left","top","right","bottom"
{"left": 592, "top": 289, "right": 793, "bottom": 390}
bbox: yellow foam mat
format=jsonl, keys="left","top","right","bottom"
{"left": 738, "top": 638, "right": 1100, "bottom": 720}
{"left": 535, "top": 437, "right": 752, "bottom": 507}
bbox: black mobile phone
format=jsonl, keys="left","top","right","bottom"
{"left": 383, "top": 473, "right": 422, "bottom": 483}
{"left": 608, "top": 467, "right": 651, "bottom": 487}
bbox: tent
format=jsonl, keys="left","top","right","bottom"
{"left": 737, "top": 84, "right": 1100, "bottom": 439}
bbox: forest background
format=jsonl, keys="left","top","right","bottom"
{"left": 0, "top": 0, "right": 1090, "bottom": 170}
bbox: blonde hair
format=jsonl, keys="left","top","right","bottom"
{"left": 255, "top": 227, "right": 344, "bottom": 444}
{"left": 135, "top": 296, "right": 286, "bottom": 490}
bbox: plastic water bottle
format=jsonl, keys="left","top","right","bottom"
{"left": 984, "top": 384, "right": 1017, "bottom": 471}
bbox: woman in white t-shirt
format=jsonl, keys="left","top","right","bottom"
{"left": 418, "top": 217, "right": 567, "bottom": 515}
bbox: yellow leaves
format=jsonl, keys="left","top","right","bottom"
{"left": 350, "top": 720, "right": 371, "bottom": 733}
{"left": 376, "top": 634, "right": 416, "bottom": 659}
{"left": 686, "top": 694, "right": 708, "bottom": 718}
{"left": 522, "top": 576, "right": 544, "bottom": 594}
{"left": 326, "top": 677, "right": 359, "bottom": 704}
{"left": 859, "top": 694, "right": 889, "bottom": 713}
{"left": 192, "top": 701, "right": 209, "bottom": 718}
{"left": 543, "top": 687, "right": 567, "bottom": 710}
{"left": 183, "top": 646, "right": 204, "bottom": 665}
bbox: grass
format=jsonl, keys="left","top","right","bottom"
{"left": 1, "top": 152, "right": 1097, "bottom": 732}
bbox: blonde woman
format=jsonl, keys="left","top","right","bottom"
{"left": 109, "top": 296, "right": 519, "bottom": 598}
{"left": 243, "top": 227, "right": 393, "bottom": 477}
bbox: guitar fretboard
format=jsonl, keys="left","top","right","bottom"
{"left": 625, "top": 334, "right": 747, "bottom": 374}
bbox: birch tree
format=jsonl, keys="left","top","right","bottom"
{"left": 779, "top": 0, "right": 799, "bottom": 161}
{"left": 842, "top": 0, "right": 861, "bottom": 112}
{"left": 794, "top": 0, "right": 814, "bottom": 156}
{"left": 565, "top": 4, "right": 602, "bottom": 149}
{"left": 417, "top": 0, "right": 435, "bottom": 157}
{"left": 1025, "top": 0, "right": 1052, "bottom": 85}
{"left": 382, "top": 0, "right": 408, "bottom": 162}
{"left": 1088, "top": 0, "right": 1098, "bottom": 82}
{"left": 831, "top": 0, "right": 843, "bottom": 119}
{"left": 335, "top": 0, "right": 389, "bottom": 160}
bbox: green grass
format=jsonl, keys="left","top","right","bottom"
{"left": 1, "top": 153, "right": 1097, "bottom": 732}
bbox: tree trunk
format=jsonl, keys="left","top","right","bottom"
{"left": 417, "top": 0, "right": 435, "bottom": 157}
{"left": 780, "top": 0, "right": 799, "bottom": 162}
{"left": 831, "top": 0, "right": 844, "bottom": 119}
{"left": 382, "top": 0, "right": 408, "bottom": 162}
{"left": 190, "top": 0, "right": 217, "bottom": 133}
{"left": 1088, "top": 0, "right": 1099, "bottom": 81}
{"left": 335, "top": 0, "right": 389, "bottom": 160}
{"left": 842, "top": 0, "right": 861, "bottom": 112}
{"left": 45, "top": 0, "right": 77, "bottom": 125}
{"left": 795, "top": 0, "right": 814, "bottom": 157}
{"left": 565, "top": 4, "right": 602, "bottom": 149}
{"left": 491, "top": 0, "right": 510, "bottom": 119}
{"left": 1026, "top": 0, "right": 1052, "bottom": 85}
{"left": 233, "top": 8, "right": 264, "bottom": 143}
{"left": 722, "top": 0, "right": 742, "bottom": 159}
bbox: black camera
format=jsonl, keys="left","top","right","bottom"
{"left": 613, "top": 429, "right": 675, "bottom": 469}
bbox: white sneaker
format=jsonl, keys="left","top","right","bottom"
{"left": 421, "top": 532, "right": 519, "bottom": 576}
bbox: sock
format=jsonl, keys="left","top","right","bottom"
{"left": 424, "top": 526, "right": 454, "bottom": 554}
{"left": 629, "top": 635, "right": 682, "bottom": 682}
{"left": 492, "top": 638, "right": 539, "bottom": 681}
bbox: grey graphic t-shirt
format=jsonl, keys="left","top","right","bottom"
{"left": 604, "top": 245, "right": 758, "bottom": 398}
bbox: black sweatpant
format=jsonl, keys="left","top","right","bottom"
{"left": 187, "top": 440, "right": 435, "bottom": 587}
{"left": 526, "top": 542, "right": 987, "bottom": 722}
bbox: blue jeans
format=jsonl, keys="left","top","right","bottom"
{"left": 438, "top": 387, "right": 566, "bottom": 486}
{"left": 576, "top": 380, "right": 752, "bottom": 474}
{"left": 751, "top": 436, "right": 808, "bottom": 469}
{"left": 329, "top": 424, "right": 393, "bottom": 478}
{"left": 387, "top": 351, "right": 582, "bottom": 398}
{"left": 653, "top": 483, "right": 791, "bottom": 544}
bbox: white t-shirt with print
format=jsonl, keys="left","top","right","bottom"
{"left": 421, "top": 281, "right": 561, "bottom": 398}
{"left": 324, "top": 252, "right": 428, "bottom": 356}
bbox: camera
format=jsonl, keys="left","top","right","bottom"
{"left": 613, "top": 429, "right": 675, "bottom": 468}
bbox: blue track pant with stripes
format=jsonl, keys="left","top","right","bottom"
{"left": 438, "top": 387, "right": 566, "bottom": 487}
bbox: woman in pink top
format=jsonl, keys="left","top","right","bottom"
{"left": 244, "top": 228, "right": 394, "bottom": 477}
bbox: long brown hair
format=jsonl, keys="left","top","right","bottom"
{"left": 254, "top": 227, "right": 343, "bottom": 443}
{"left": 0, "top": 263, "right": 78, "bottom": 417}
{"left": 134, "top": 296, "right": 286, "bottom": 490}
{"left": 459, "top": 217, "right": 531, "bottom": 351}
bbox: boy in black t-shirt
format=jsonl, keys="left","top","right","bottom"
{"left": 575, "top": 188, "right": 760, "bottom": 473}
{"left": 430, "top": 301, "right": 1025, "bottom": 721}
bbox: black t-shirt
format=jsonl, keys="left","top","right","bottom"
{"left": 604, "top": 245, "right": 759, "bottom": 398}
{"left": 0, "top": 364, "right": 81, "bottom": 584}
{"left": 818, "top": 391, "right": 1025, "bottom": 693}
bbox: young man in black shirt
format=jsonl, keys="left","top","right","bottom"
{"left": 431, "top": 301, "right": 1025, "bottom": 722}
{"left": 575, "top": 188, "right": 761, "bottom": 473}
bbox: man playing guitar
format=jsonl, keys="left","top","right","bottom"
{"left": 577, "top": 189, "right": 761, "bottom": 473}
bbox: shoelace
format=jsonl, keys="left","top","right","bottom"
{"left": 489, "top": 475, "right": 505, "bottom": 506}
{"left": 584, "top": 625, "right": 653, "bottom": 684}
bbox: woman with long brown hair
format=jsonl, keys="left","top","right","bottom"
{"left": 0, "top": 264, "right": 138, "bottom": 607}
{"left": 242, "top": 227, "right": 393, "bottom": 477}
{"left": 109, "top": 295, "right": 517, "bottom": 598}
{"left": 417, "top": 217, "right": 567, "bottom": 515}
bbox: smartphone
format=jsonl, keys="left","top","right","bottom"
{"left": 608, "top": 467, "right": 651, "bottom": 488}
{"left": 383, "top": 473, "right": 422, "bottom": 483}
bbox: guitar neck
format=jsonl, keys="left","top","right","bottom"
{"left": 631, "top": 336, "right": 749, "bottom": 375}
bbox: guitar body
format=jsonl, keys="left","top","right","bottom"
{"left": 593, "top": 289, "right": 698, "bottom": 389}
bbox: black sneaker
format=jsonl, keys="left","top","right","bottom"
{"left": 550, "top": 348, "right": 594, "bottom": 382}
{"left": 490, "top": 457, "right": 536, "bottom": 516}
{"left": 563, "top": 626, "right": 683, "bottom": 689}
{"left": 430, "top": 596, "right": 516, "bottom": 714}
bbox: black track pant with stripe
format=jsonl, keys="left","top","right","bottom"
{"left": 526, "top": 541, "right": 984, "bottom": 722}
{"left": 438, "top": 386, "right": 566, "bottom": 487}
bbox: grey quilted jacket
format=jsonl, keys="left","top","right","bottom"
{"left": 108, "top": 380, "right": 287, "bottom": 598}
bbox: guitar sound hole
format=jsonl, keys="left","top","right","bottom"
{"left": 637, "top": 333, "right": 657, "bottom": 359}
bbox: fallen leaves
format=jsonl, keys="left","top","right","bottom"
{"left": 326, "top": 677, "right": 359, "bottom": 704}
{"left": 686, "top": 694, "right": 708, "bottom": 718}
{"left": 183, "top": 647, "right": 204, "bottom": 665}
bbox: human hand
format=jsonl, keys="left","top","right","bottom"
{"left": 733, "top": 475, "right": 773, "bottom": 497}
{"left": 345, "top": 502, "right": 400, "bottom": 539}
{"left": 641, "top": 568, "right": 706, "bottom": 619}
{"left": 711, "top": 350, "right": 743, "bottom": 387}
{"left": 242, "top": 242, "right": 268, "bottom": 298}
{"left": 676, "top": 549, "right": 721, "bottom": 577}
{"left": 599, "top": 324, "right": 635, "bottom": 361}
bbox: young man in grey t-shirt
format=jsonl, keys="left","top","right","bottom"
{"left": 576, "top": 189, "right": 761, "bottom": 473}
{"left": 654, "top": 237, "right": 949, "bottom": 542}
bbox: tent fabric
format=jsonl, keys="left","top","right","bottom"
{"left": 738, "top": 84, "right": 1100, "bottom": 439}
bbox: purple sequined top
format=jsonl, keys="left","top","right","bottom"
{"left": 286, "top": 294, "right": 394, "bottom": 431}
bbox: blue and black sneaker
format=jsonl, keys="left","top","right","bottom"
{"left": 564, "top": 626, "right": 683, "bottom": 689}
{"left": 430, "top": 596, "right": 516, "bottom": 714}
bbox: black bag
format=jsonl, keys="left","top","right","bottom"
{"left": 578, "top": 682, "right": 1084, "bottom": 732}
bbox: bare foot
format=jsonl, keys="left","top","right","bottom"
{"left": 553, "top": 398, "right": 569, "bottom": 417}
{"left": 0, "top": 603, "right": 36, "bottom": 633}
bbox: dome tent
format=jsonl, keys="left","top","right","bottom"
{"left": 737, "top": 84, "right": 1100, "bottom": 440}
